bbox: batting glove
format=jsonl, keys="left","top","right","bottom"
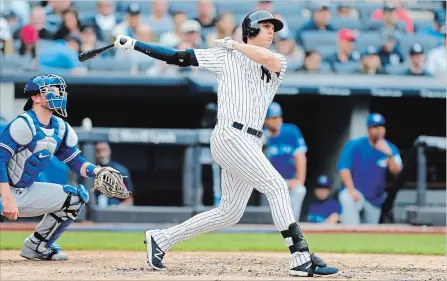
{"left": 114, "top": 35, "right": 136, "bottom": 51}
{"left": 213, "top": 37, "right": 234, "bottom": 49}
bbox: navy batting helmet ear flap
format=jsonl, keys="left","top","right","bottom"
{"left": 242, "top": 10, "right": 284, "bottom": 43}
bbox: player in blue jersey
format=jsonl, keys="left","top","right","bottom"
{"left": 336, "top": 113, "right": 402, "bottom": 225}
{"left": 264, "top": 102, "right": 307, "bottom": 221}
{"left": 0, "top": 74, "right": 117, "bottom": 260}
{"left": 307, "top": 175, "right": 341, "bottom": 224}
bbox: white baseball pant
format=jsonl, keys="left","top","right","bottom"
{"left": 152, "top": 120, "right": 311, "bottom": 267}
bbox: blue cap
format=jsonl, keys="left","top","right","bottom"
{"left": 266, "top": 102, "right": 282, "bottom": 118}
{"left": 366, "top": 113, "right": 386, "bottom": 128}
{"left": 363, "top": 45, "right": 378, "bottom": 57}
{"left": 316, "top": 175, "right": 332, "bottom": 188}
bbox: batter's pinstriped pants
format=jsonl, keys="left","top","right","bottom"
{"left": 152, "top": 119, "right": 311, "bottom": 267}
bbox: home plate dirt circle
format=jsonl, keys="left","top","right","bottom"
{"left": 0, "top": 250, "right": 445, "bottom": 280}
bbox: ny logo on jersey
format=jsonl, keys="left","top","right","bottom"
{"left": 261, "top": 66, "right": 271, "bottom": 83}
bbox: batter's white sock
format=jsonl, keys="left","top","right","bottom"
{"left": 284, "top": 237, "right": 311, "bottom": 268}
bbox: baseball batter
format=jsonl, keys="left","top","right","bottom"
{"left": 0, "top": 74, "right": 122, "bottom": 260}
{"left": 114, "top": 10, "right": 338, "bottom": 277}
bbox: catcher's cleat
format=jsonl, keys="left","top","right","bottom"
{"left": 289, "top": 253, "right": 339, "bottom": 277}
{"left": 20, "top": 237, "right": 68, "bottom": 261}
{"left": 144, "top": 231, "right": 166, "bottom": 271}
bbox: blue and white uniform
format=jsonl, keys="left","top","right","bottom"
{"left": 0, "top": 74, "right": 96, "bottom": 260}
{"left": 337, "top": 113, "right": 402, "bottom": 225}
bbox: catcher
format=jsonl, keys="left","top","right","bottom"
{"left": 0, "top": 74, "right": 130, "bottom": 261}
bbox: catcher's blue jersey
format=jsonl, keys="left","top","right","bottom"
{"left": 265, "top": 123, "right": 307, "bottom": 180}
{"left": 0, "top": 110, "right": 85, "bottom": 188}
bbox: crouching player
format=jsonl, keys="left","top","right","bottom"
{"left": 0, "top": 74, "right": 118, "bottom": 260}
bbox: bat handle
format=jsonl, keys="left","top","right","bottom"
{"left": 119, "top": 38, "right": 127, "bottom": 45}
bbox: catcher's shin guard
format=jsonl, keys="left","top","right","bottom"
{"left": 281, "top": 223, "right": 339, "bottom": 277}
{"left": 31, "top": 184, "right": 89, "bottom": 249}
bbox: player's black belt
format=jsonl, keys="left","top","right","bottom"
{"left": 232, "top": 122, "right": 263, "bottom": 138}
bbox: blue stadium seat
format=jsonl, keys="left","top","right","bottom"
{"left": 138, "top": 60, "right": 155, "bottom": 72}
{"left": 117, "top": 1, "right": 152, "bottom": 15}
{"left": 355, "top": 32, "right": 382, "bottom": 53}
{"left": 354, "top": 2, "right": 382, "bottom": 20}
{"left": 399, "top": 33, "right": 440, "bottom": 55}
{"left": 214, "top": 0, "right": 255, "bottom": 14}
{"left": 300, "top": 31, "right": 338, "bottom": 51}
{"left": 385, "top": 62, "right": 410, "bottom": 75}
{"left": 88, "top": 58, "right": 132, "bottom": 72}
{"left": 2, "top": 54, "right": 33, "bottom": 70}
{"left": 169, "top": 1, "right": 198, "bottom": 17}
{"left": 331, "top": 18, "right": 362, "bottom": 31}
{"left": 287, "top": 17, "right": 306, "bottom": 32}
{"left": 315, "top": 46, "right": 337, "bottom": 60}
{"left": 271, "top": 0, "right": 306, "bottom": 17}
{"left": 414, "top": 20, "right": 434, "bottom": 33}
{"left": 73, "top": 1, "right": 98, "bottom": 13}
{"left": 319, "top": 62, "right": 333, "bottom": 74}
{"left": 332, "top": 62, "right": 361, "bottom": 74}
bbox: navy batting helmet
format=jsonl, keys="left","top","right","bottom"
{"left": 242, "top": 10, "right": 284, "bottom": 43}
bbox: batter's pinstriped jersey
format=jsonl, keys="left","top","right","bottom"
{"left": 194, "top": 47, "right": 288, "bottom": 130}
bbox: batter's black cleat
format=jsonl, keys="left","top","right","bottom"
{"left": 289, "top": 253, "right": 339, "bottom": 277}
{"left": 144, "top": 231, "right": 166, "bottom": 271}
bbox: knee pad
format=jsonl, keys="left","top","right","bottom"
{"left": 63, "top": 184, "right": 89, "bottom": 204}
{"left": 281, "top": 222, "right": 309, "bottom": 254}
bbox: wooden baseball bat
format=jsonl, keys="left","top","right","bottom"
{"left": 78, "top": 38, "right": 128, "bottom": 62}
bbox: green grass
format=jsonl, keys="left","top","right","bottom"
{"left": 0, "top": 231, "right": 445, "bottom": 255}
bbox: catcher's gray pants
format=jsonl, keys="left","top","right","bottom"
{"left": 4, "top": 182, "right": 86, "bottom": 248}
{"left": 152, "top": 120, "right": 311, "bottom": 268}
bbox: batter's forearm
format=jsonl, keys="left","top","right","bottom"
{"left": 133, "top": 41, "right": 198, "bottom": 66}
{"left": 232, "top": 42, "right": 280, "bottom": 72}
{"left": 339, "top": 169, "right": 355, "bottom": 190}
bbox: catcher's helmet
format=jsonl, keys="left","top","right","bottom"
{"left": 242, "top": 10, "right": 284, "bottom": 43}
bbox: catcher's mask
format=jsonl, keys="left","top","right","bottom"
{"left": 23, "top": 74, "right": 68, "bottom": 117}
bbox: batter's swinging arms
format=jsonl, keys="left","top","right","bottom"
{"left": 114, "top": 10, "right": 339, "bottom": 277}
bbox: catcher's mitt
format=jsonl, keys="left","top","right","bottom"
{"left": 92, "top": 167, "right": 131, "bottom": 199}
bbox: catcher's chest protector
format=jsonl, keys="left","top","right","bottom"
{"left": 7, "top": 111, "right": 66, "bottom": 188}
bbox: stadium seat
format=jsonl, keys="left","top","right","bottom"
{"left": 319, "top": 62, "right": 333, "bottom": 74}
{"left": 73, "top": 1, "right": 98, "bottom": 13}
{"left": 332, "top": 62, "right": 361, "bottom": 74}
{"left": 287, "top": 17, "right": 306, "bottom": 32}
{"left": 2, "top": 54, "right": 33, "bottom": 70}
{"left": 300, "top": 31, "right": 338, "bottom": 51}
{"left": 214, "top": 0, "right": 255, "bottom": 14}
{"left": 169, "top": 1, "right": 198, "bottom": 17}
{"left": 331, "top": 18, "right": 362, "bottom": 31}
{"left": 355, "top": 32, "right": 382, "bottom": 53}
{"left": 399, "top": 33, "right": 440, "bottom": 55}
{"left": 315, "top": 46, "right": 337, "bottom": 60}
{"left": 117, "top": 1, "right": 152, "bottom": 15}
{"left": 354, "top": 2, "right": 382, "bottom": 20}
{"left": 271, "top": 1, "right": 307, "bottom": 18}
{"left": 384, "top": 62, "right": 410, "bottom": 75}
{"left": 414, "top": 20, "right": 435, "bottom": 33}
{"left": 88, "top": 58, "right": 132, "bottom": 72}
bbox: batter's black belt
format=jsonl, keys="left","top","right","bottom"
{"left": 232, "top": 122, "right": 263, "bottom": 139}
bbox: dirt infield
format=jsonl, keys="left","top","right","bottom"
{"left": 1, "top": 250, "right": 445, "bottom": 281}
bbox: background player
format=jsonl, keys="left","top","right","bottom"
{"left": 307, "top": 175, "right": 341, "bottom": 224}
{"left": 114, "top": 10, "right": 338, "bottom": 277}
{"left": 337, "top": 113, "right": 403, "bottom": 225}
{"left": 0, "top": 74, "right": 116, "bottom": 260}
{"left": 264, "top": 102, "right": 307, "bottom": 221}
